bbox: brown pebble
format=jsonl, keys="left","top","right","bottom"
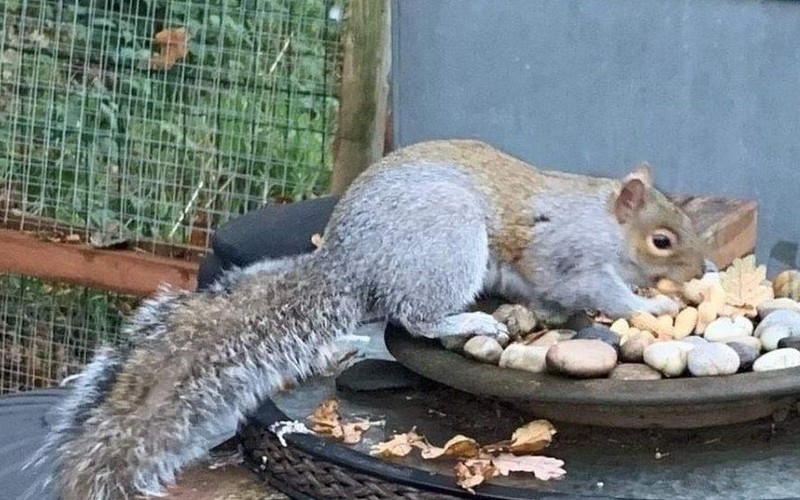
{"left": 546, "top": 339, "right": 617, "bottom": 378}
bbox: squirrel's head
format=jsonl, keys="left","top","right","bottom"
{"left": 612, "top": 163, "right": 707, "bottom": 285}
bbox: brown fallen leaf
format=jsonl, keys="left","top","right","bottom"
{"left": 421, "top": 434, "right": 481, "bottom": 459}
{"left": 307, "top": 397, "right": 376, "bottom": 444}
{"left": 719, "top": 255, "right": 773, "bottom": 317}
{"left": 454, "top": 459, "right": 498, "bottom": 493}
{"left": 150, "top": 27, "right": 190, "bottom": 70}
{"left": 483, "top": 419, "right": 556, "bottom": 454}
{"left": 332, "top": 420, "right": 373, "bottom": 444}
{"left": 308, "top": 397, "right": 340, "bottom": 431}
{"left": 369, "top": 429, "right": 425, "bottom": 458}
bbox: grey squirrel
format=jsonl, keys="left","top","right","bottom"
{"left": 29, "top": 139, "right": 706, "bottom": 499}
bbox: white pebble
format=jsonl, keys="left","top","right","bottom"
{"left": 463, "top": 335, "right": 503, "bottom": 364}
{"left": 759, "top": 325, "right": 791, "bottom": 352}
{"left": 643, "top": 341, "right": 694, "bottom": 377}
{"left": 753, "top": 348, "right": 800, "bottom": 372}
{"left": 499, "top": 343, "right": 550, "bottom": 373}
{"left": 687, "top": 343, "right": 740, "bottom": 376}
{"left": 703, "top": 316, "right": 752, "bottom": 343}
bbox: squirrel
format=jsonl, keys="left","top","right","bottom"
{"left": 26, "top": 139, "right": 706, "bottom": 499}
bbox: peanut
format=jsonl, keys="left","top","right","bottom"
{"left": 673, "top": 307, "right": 698, "bottom": 339}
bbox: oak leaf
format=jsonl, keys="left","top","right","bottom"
{"left": 719, "top": 255, "right": 773, "bottom": 317}
{"left": 480, "top": 453, "right": 566, "bottom": 480}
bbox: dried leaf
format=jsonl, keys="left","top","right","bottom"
{"left": 307, "top": 397, "right": 376, "bottom": 444}
{"left": 150, "top": 27, "right": 190, "bottom": 70}
{"left": 308, "top": 397, "right": 340, "bottom": 431}
{"left": 482, "top": 453, "right": 566, "bottom": 481}
{"left": 421, "top": 434, "right": 481, "bottom": 459}
{"left": 719, "top": 255, "right": 773, "bottom": 316}
{"left": 454, "top": 460, "right": 497, "bottom": 493}
{"left": 482, "top": 419, "right": 556, "bottom": 454}
{"left": 311, "top": 233, "right": 324, "bottom": 249}
{"left": 369, "top": 430, "right": 425, "bottom": 458}
{"left": 332, "top": 420, "right": 373, "bottom": 444}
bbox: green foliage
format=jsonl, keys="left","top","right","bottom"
{"left": 0, "top": 0, "right": 344, "bottom": 391}
{"left": 0, "top": 0, "right": 343, "bottom": 243}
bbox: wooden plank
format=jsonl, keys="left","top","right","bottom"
{"left": 330, "top": 0, "right": 391, "bottom": 194}
{"left": 668, "top": 194, "right": 758, "bottom": 269}
{"left": 0, "top": 229, "right": 198, "bottom": 296}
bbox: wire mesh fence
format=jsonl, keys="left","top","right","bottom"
{"left": 0, "top": 0, "right": 346, "bottom": 393}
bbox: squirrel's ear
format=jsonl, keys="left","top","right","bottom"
{"left": 624, "top": 162, "right": 653, "bottom": 187}
{"left": 614, "top": 178, "right": 646, "bottom": 222}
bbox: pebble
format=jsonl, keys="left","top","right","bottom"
{"left": 620, "top": 331, "right": 655, "bottom": 363}
{"left": 574, "top": 325, "right": 620, "bottom": 350}
{"left": 757, "top": 298, "right": 800, "bottom": 318}
{"left": 608, "top": 363, "right": 662, "bottom": 381}
{"left": 703, "top": 316, "right": 753, "bottom": 343}
{"left": 463, "top": 336, "right": 504, "bottom": 364}
{"left": 753, "top": 348, "right": 800, "bottom": 372}
{"left": 773, "top": 269, "right": 800, "bottom": 301}
{"left": 498, "top": 344, "right": 550, "bottom": 373}
{"left": 531, "top": 329, "right": 576, "bottom": 347}
{"left": 687, "top": 343, "right": 740, "bottom": 376}
{"left": 492, "top": 304, "right": 538, "bottom": 338}
{"left": 643, "top": 341, "right": 694, "bottom": 377}
{"left": 530, "top": 331, "right": 561, "bottom": 347}
{"left": 726, "top": 341, "right": 759, "bottom": 372}
{"left": 546, "top": 339, "right": 618, "bottom": 378}
{"left": 727, "top": 335, "right": 761, "bottom": 352}
{"left": 778, "top": 336, "right": 800, "bottom": 351}
{"left": 681, "top": 335, "right": 709, "bottom": 346}
{"left": 754, "top": 310, "right": 800, "bottom": 351}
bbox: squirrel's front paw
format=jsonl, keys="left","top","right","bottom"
{"left": 457, "top": 312, "right": 509, "bottom": 338}
{"left": 641, "top": 295, "right": 681, "bottom": 316}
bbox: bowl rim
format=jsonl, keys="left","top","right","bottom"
{"left": 384, "top": 324, "right": 800, "bottom": 407}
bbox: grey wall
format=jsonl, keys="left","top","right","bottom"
{"left": 391, "top": 0, "right": 800, "bottom": 275}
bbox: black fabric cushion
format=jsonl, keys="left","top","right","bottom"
{"left": 199, "top": 195, "right": 340, "bottom": 288}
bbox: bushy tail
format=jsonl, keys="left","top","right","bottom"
{"left": 33, "top": 255, "right": 362, "bottom": 500}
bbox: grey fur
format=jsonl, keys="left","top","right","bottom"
{"left": 31, "top": 140, "right": 703, "bottom": 499}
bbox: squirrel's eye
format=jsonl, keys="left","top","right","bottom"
{"left": 652, "top": 234, "right": 672, "bottom": 249}
{"left": 648, "top": 229, "right": 677, "bottom": 256}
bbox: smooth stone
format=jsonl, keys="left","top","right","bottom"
{"left": 757, "top": 298, "right": 800, "bottom": 318}
{"left": 726, "top": 341, "right": 759, "bottom": 372}
{"left": 608, "top": 363, "right": 662, "bottom": 381}
{"left": 553, "top": 329, "right": 578, "bottom": 341}
{"left": 681, "top": 335, "right": 709, "bottom": 346}
{"left": 643, "top": 341, "right": 694, "bottom": 378}
{"left": 759, "top": 325, "right": 792, "bottom": 352}
{"left": 703, "top": 316, "right": 753, "bottom": 342}
{"left": 493, "top": 304, "right": 538, "bottom": 338}
{"left": 575, "top": 325, "right": 620, "bottom": 350}
{"left": 753, "top": 348, "right": 800, "bottom": 372}
{"left": 546, "top": 339, "right": 618, "bottom": 378}
{"left": 687, "top": 343, "right": 740, "bottom": 376}
{"left": 498, "top": 344, "right": 550, "bottom": 373}
{"left": 727, "top": 335, "right": 762, "bottom": 352}
{"left": 778, "top": 336, "right": 800, "bottom": 351}
{"left": 754, "top": 309, "right": 800, "bottom": 351}
{"left": 620, "top": 331, "right": 655, "bottom": 363}
{"left": 530, "top": 331, "right": 561, "bottom": 347}
{"left": 464, "top": 335, "right": 504, "bottom": 364}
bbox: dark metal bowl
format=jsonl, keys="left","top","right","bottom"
{"left": 385, "top": 323, "right": 800, "bottom": 429}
